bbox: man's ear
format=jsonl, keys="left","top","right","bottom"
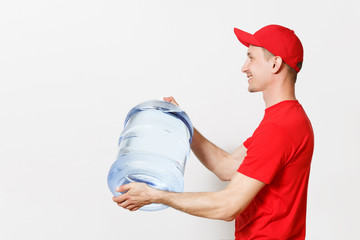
{"left": 272, "top": 56, "right": 283, "bottom": 73}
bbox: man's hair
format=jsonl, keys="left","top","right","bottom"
{"left": 262, "top": 48, "right": 299, "bottom": 83}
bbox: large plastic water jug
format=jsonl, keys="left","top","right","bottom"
{"left": 107, "top": 100, "right": 193, "bottom": 211}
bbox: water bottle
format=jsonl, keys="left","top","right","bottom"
{"left": 107, "top": 100, "right": 193, "bottom": 211}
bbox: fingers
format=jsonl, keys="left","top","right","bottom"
{"left": 163, "top": 96, "right": 179, "bottom": 106}
{"left": 113, "top": 193, "right": 136, "bottom": 209}
{"left": 119, "top": 204, "right": 140, "bottom": 212}
{"left": 112, "top": 182, "right": 146, "bottom": 211}
{"left": 113, "top": 195, "right": 142, "bottom": 212}
{"left": 129, "top": 206, "right": 140, "bottom": 211}
{"left": 116, "top": 183, "right": 132, "bottom": 193}
{"left": 116, "top": 199, "right": 140, "bottom": 211}
{"left": 112, "top": 194, "right": 127, "bottom": 204}
{"left": 112, "top": 183, "right": 132, "bottom": 203}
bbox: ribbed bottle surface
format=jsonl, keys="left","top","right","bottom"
{"left": 107, "top": 100, "right": 193, "bottom": 211}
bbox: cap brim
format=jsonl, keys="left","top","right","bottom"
{"left": 234, "top": 28, "right": 260, "bottom": 47}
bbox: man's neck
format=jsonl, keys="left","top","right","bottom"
{"left": 262, "top": 83, "right": 297, "bottom": 109}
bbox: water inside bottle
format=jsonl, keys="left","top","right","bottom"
{"left": 107, "top": 100, "right": 193, "bottom": 211}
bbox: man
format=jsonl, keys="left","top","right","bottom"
{"left": 113, "top": 24, "right": 314, "bottom": 239}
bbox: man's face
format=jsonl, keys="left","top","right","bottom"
{"left": 241, "top": 45, "right": 273, "bottom": 93}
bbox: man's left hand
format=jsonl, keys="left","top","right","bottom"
{"left": 112, "top": 182, "right": 158, "bottom": 211}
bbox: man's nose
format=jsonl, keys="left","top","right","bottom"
{"left": 241, "top": 59, "right": 249, "bottom": 73}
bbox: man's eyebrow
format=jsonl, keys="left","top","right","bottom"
{"left": 247, "top": 52, "right": 253, "bottom": 57}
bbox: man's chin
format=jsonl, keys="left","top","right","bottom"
{"left": 248, "top": 87, "right": 258, "bottom": 93}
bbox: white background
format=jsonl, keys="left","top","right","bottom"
{"left": 1, "top": 0, "right": 359, "bottom": 239}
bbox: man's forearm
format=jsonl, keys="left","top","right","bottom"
{"left": 113, "top": 173, "right": 264, "bottom": 221}
{"left": 153, "top": 189, "right": 236, "bottom": 221}
{"left": 191, "top": 128, "right": 239, "bottom": 180}
{"left": 191, "top": 128, "right": 228, "bottom": 171}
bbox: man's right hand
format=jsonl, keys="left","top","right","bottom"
{"left": 163, "top": 96, "right": 179, "bottom": 107}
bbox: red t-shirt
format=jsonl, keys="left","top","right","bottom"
{"left": 236, "top": 100, "right": 314, "bottom": 240}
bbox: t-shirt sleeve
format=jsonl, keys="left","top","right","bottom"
{"left": 239, "top": 123, "right": 290, "bottom": 184}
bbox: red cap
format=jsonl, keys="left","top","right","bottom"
{"left": 234, "top": 25, "right": 303, "bottom": 73}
